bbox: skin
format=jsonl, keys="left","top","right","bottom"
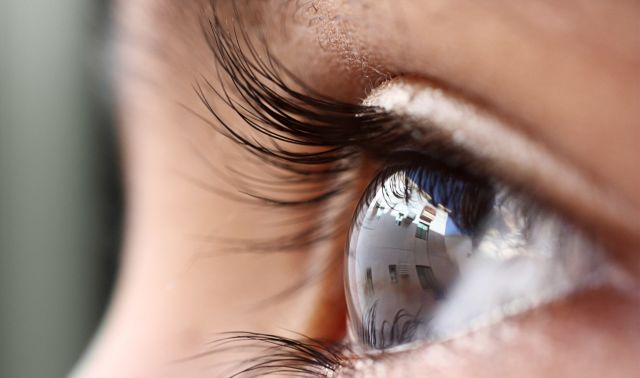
{"left": 75, "top": 0, "right": 640, "bottom": 377}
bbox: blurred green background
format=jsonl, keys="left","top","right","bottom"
{"left": 0, "top": 1, "right": 120, "bottom": 377}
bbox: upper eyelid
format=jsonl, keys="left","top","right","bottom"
{"left": 364, "top": 77, "right": 640, "bottom": 251}
{"left": 265, "top": 1, "right": 640, "bottom": 250}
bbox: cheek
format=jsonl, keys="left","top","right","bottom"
{"left": 347, "top": 286, "right": 640, "bottom": 378}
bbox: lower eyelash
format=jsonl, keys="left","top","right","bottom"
{"left": 201, "top": 332, "right": 353, "bottom": 377}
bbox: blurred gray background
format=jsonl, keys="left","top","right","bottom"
{"left": 0, "top": 1, "right": 120, "bottom": 377}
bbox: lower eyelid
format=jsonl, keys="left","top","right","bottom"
{"left": 340, "top": 285, "right": 640, "bottom": 377}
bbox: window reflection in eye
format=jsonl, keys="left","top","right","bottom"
{"left": 346, "top": 168, "right": 608, "bottom": 352}
{"left": 347, "top": 170, "right": 471, "bottom": 350}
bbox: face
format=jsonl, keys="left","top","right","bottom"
{"left": 74, "top": 1, "right": 640, "bottom": 377}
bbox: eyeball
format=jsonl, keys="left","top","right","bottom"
{"left": 345, "top": 170, "right": 608, "bottom": 351}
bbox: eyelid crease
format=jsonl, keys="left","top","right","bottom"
{"left": 364, "top": 77, "right": 640, "bottom": 259}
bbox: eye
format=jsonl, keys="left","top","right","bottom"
{"left": 345, "top": 166, "right": 607, "bottom": 352}
{"left": 197, "top": 7, "right": 628, "bottom": 373}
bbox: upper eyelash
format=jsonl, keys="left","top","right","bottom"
{"left": 195, "top": 1, "right": 491, "bottom": 248}
{"left": 196, "top": 2, "right": 486, "bottom": 209}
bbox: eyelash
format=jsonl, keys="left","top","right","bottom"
{"left": 195, "top": 0, "right": 495, "bottom": 245}
{"left": 193, "top": 3, "right": 520, "bottom": 376}
{"left": 205, "top": 332, "right": 353, "bottom": 377}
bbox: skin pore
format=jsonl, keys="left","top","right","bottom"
{"left": 75, "top": 0, "right": 640, "bottom": 377}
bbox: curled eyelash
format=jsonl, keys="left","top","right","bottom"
{"left": 189, "top": 1, "right": 393, "bottom": 260}
{"left": 195, "top": 2, "right": 488, "bottom": 252}
{"left": 197, "top": 3, "right": 387, "bottom": 203}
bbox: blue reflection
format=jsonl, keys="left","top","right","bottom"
{"left": 445, "top": 216, "right": 462, "bottom": 235}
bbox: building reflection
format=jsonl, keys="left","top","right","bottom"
{"left": 346, "top": 174, "right": 473, "bottom": 348}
